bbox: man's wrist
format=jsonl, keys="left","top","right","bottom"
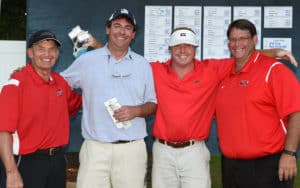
{"left": 283, "top": 149, "right": 297, "bottom": 157}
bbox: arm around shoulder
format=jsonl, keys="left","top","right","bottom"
{"left": 259, "top": 48, "right": 298, "bottom": 67}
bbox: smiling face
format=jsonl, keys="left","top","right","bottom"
{"left": 228, "top": 28, "right": 257, "bottom": 64}
{"left": 226, "top": 19, "right": 258, "bottom": 65}
{"left": 106, "top": 18, "right": 136, "bottom": 52}
{"left": 170, "top": 44, "right": 196, "bottom": 68}
{"left": 27, "top": 40, "right": 59, "bottom": 73}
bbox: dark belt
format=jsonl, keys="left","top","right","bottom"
{"left": 35, "top": 147, "right": 62, "bottom": 156}
{"left": 111, "top": 140, "right": 135, "bottom": 144}
{"left": 158, "top": 139, "right": 195, "bottom": 148}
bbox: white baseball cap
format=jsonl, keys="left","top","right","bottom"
{"left": 169, "top": 28, "right": 198, "bottom": 47}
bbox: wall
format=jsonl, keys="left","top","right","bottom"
{"left": 0, "top": 40, "right": 26, "bottom": 90}
{"left": 26, "top": 0, "right": 300, "bottom": 154}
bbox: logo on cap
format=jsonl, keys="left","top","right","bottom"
{"left": 108, "top": 8, "right": 136, "bottom": 26}
{"left": 40, "top": 31, "right": 55, "bottom": 37}
{"left": 120, "top": 8, "right": 129, "bottom": 14}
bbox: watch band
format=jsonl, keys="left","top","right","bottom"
{"left": 283, "top": 149, "right": 297, "bottom": 157}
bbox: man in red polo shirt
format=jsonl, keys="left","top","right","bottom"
{"left": 150, "top": 27, "right": 233, "bottom": 188}
{"left": 216, "top": 19, "right": 300, "bottom": 188}
{"left": 0, "top": 30, "right": 82, "bottom": 188}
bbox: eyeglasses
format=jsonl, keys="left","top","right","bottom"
{"left": 228, "top": 36, "right": 251, "bottom": 44}
{"left": 108, "top": 55, "right": 132, "bottom": 78}
{"left": 112, "top": 72, "right": 131, "bottom": 78}
{"left": 111, "top": 23, "right": 134, "bottom": 33}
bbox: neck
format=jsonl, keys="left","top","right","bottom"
{"left": 36, "top": 69, "right": 51, "bottom": 82}
{"left": 107, "top": 44, "right": 128, "bottom": 60}
{"left": 234, "top": 51, "right": 255, "bottom": 72}
{"left": 235, "top": 61, "right": 246, "bottom": 72}
{"left": 171, "top": 62, "right": 194, "bottom": 80}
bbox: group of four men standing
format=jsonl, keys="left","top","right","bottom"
{"left": 0, "top": 8, "right": 299, "bottom": 188}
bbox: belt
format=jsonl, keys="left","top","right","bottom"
{"left": 111, "top": 140, "right": 135, "bottom": 144}
{"left": 35, "top": 147, "right": 62, "bottom": 156}
{"left": 158, "top": 139, "right": 195, "bottom": 148}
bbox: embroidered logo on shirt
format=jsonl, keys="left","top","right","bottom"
{"left": 194, "top": 80, "right": 200, "bottom": 84}
{"left": 57, "top": 89, "right": 63, "bottom": 96}
{"left": 239, "top": 80, "right": 249, "bottom": 86}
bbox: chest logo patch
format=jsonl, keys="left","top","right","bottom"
{"left": 57, "top": 89, "right": 63, "bottom": 96}
{"left": 239, "top": 80, "right": 249, "bottom": 86}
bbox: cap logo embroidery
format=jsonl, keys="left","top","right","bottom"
{"left": 120, "top": 8, "right": 129, "bottom": 14}
{"left": 180, "top": 33, "right": 186, "bottom": 37}
{"left": 41, "top": 32, "right": 54, "bottom": 37}
{"left": 108, "top": 8, "right": 136, "bottom": 26}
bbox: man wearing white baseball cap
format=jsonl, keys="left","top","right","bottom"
{"left": 150, "top": 27, "right": 297, "bottom": 188}
{"left": 151, "top": 26, "right": 228, "bottom": 188}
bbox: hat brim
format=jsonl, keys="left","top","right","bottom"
{"left": 169, "top": 41, "right": 198, "bottom": 47}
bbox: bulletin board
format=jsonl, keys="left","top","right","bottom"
{"left": 27, "top": 0, "right": 300, "bottom": 153}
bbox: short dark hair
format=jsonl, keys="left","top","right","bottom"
{"left": 227, "top": 19, "right": 257, "bottom": 38}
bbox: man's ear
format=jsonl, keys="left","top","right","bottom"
{"left": 27, "top": 48, "right": 33, "bottom": 59}
{"left": 253, "top": 35, "right": 258, "bottom": 45}
{"left": 105, "top": 26, "right": 110, "bottom": 35}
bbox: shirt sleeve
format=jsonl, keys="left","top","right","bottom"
{"left": 268, "top": 63, "right": 300, "bottom": 118}
{"left": 143, "top": 62, "right": 157, "bottom": 104}
{"left": 0, "top": 79, "right": 21, "bottom": 132}
{"left": 60, "top": 58, "right": 83, "bottom": 89}
{"left": 64, "top": 82, "right": 82, "bottom": 116}
{"left": 204, "top": 58, "right": 234, "bottom": 81}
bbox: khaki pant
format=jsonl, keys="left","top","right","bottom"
{"left": 152, "top": 140, "right": 211, "bottom": 188}
{"left": 76, "top": 139, "right": 147, "bottom": 188}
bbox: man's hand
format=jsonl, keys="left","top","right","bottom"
{"left": 113, "top": 106, "right": 138, "bottom": 122}
{"left": 276, "top": 49, "right": 298, "bottom": 67}
{"left": 82, "top": 35, "right": 103, "bottom": 49}
{"left": 10, "top": 66, "right": 24, "bottom": 78}
{"left": 278, "top": 153, "right": 297, "bottom": 181}
{"left": 6, "top": 170, "right": 23, "bottom": 188}
{"left": 113, "top": 102, "right": 156, "bottom": 122}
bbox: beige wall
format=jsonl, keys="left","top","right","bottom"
{"left": 0, "top": 40, "right": 26, "bottom": 91}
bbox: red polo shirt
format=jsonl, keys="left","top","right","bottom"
{"left": 0, "top": 63, "right": 82, "bottom": 155}
{"left": 151, "top": 58, "right": 234, "bottom": 142}
{"left": 216, "top": 52, "right": 300, "bottom": 159}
